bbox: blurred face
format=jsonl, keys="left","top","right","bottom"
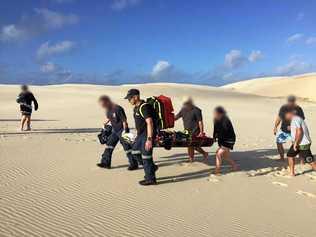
{"left": 99, "top": 99, "right": 111, "bottom": 109}
{"left": 128, "top": 95, "right": 138, "bottom": 106}
{"left": 287, "top": 100, "right": 295, "bottom": 107}
{"left": 284, "top": 112, "right": 293, "bottom": 121}
{"left": 213, "top": 111, "right": 223, "bottom": 121}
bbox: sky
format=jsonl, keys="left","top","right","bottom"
{"left": 1, "top": 0, "right": 316, "bottom": 85}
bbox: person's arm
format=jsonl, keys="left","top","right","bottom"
{"left": 145, "top": 117, "right": 154, "bottom": 151}
{"left": 32, "top": 94, "right": 39, "bottom": 111}
{"left": 198, "top": 120, "right": 204, "bottom": 136}
{"left": 118, "top": 107, "right": 130, "bottom": 133}
{"left": 273, "top": 116, "right": 281, "bottom": 135}
{"left": 175, "top": 109, "right": 182, "bottom": 121}
{"left": 196, "top": 109, "right": 204, "bottom": 136}
{"left": 294, "top": 127, "right": 303, "bottom": 150}
{"left": 103, "top": 119, "right": 110, "bottom": 127}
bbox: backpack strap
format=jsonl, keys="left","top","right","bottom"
{"left": 139, "top": 102, "right": 148, "bottom": 118}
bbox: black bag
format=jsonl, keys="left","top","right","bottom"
{"left": 97, "top": 125, "right": 113, "bottom": 144}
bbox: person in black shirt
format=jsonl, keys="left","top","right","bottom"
{"left": 273, "top": 95, "right": 305, "bottom": 161}
{"left": 16, "top": 85, "right": 38, "bottom": 131}
{"left": 175, "top": 97, "right": 208, "bottom": 162}
{"left": 97, "top": 95, "right": 138, "bottom": 170}
{"left": 125, "top": 89, "right": 158, "bottom": 186}
{"left": 213, "top": 106, "right": 237, "bottom": 175}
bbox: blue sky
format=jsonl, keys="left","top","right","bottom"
{"left": 1, "top": 0, "right": 316, "bottom": 85}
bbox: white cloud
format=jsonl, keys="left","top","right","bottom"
{"left": 151, "top": 60, "right": 172, "bottom": 76}
{"left": 0, "top": 9, "right": 79, "bottom": 42}
{"left": 34, "top": 8, "right": 79, "bottom": 29}
{"left": 40, "top": 62, "right": 59, "bottom": 73}
{"left": 306, "top": 37, "right": 316, "bottom": 45}
{"left": 287, "top": 33, "right": 304, "bottom": 43}
{"left": 111, "top": 0, "right": 142, "bottom": 11}
{"left": 224, "top": 50, "right": 247, "bottom": 69}
{"left": 248, "top": 50, "right": 263, "bottom": 62}
{"left": 37, "top": 41, "right": 76, "bottom": 59}
{"left": 276, "top": 60, "right": 312, "bottom": 75}
{"left": 0, "top": 24, "right": 26, "bottom": 42}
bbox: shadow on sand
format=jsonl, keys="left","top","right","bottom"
{"left": 0, "top": 119, "right": 58, "bottom": 122}
{"left": 0, "top": 128, "right": 100, "bottom": 135}
{"left": 107, "top": 149, "right": 287, "bottom": 184}
{"left": 156, "top": 149, "right": 286, "bottom": 184}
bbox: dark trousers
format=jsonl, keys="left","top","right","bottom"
{"left": 132, "top": 133, "right": 157, "bottom": 181}
{"left": 101, "top": 131, "right": 138, "bottom": 168}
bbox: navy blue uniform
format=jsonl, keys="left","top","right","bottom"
{"left": 101, "top": 105, "right": 138, "bottom": 168}
{"left": 132, "top": 101, "right": 157, "bottom": 181}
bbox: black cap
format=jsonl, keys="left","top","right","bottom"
{"left": 124, "top": 89, "right": 140, "bottom": 99}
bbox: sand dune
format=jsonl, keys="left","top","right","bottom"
{"left": 1, "top": 83, "right": 316, "bottom": 237}
{"left": 223, "top": 73, "right": 316, "bottom": 101}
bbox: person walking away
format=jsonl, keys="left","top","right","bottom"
{"left": 273, "top": 95, "right": 305, "bottom": 161}
{"left": 284, "top": 107, "right": 316, "bottom": 176}
{"left": 175, "top": 97, "right": 208, "bottom": 162}
{"left": 213, "top": 106, "right": 237, "bottom": 175}
{"left": 124, "top": 89, "right": 158, "bottom": 186}
{"left": 16, "top": 85, "right": 38, "bottom": 131}
{"left": 97, "top": 95, "right": 139, "bottom": 170}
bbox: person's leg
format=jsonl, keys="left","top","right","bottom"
{"left": 99, "top": 133, "right": 119, "bottom": 168}
{"left": 20, "top": 115, "right": 27, "bottom": 131}
{"left": 287, "top": 145, "right": 299, "bottom": 176}
{"left": 195, "top": 147, "right": 208, "bottom": 161}
{"left": 222, "top": 148, "right": 238, "bottom": 171}
{"left": 119, "top": 136, "right": 138, "bottom": 169}
{"left": 215, "top": 148, "right": 223, "bottom": 175}
{"left": 277, "top": 143, "right": 285, "bottom": 160}
{"left": 132, "top": 136, "right": 143, "bottom": 166}
{"left": 288, "top": 157, "right": 295, "bottom": 176}
{"left": 26, "top": 115, "right": 31, "bottom": 130}
{"left": 188, "top": 146, "right": 195, "bottom": 162}
{"left": 140, "top": 135, "right": 156, "bottom": 185}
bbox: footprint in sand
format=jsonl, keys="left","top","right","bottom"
{"left": 296, "top": 190, "right": 316, "bottom": 199}
{"left": 305, "top": 173, "right": 316, "bottom": 181}
{"left": 272, "top": 181, "right": 288, "bottom": 187}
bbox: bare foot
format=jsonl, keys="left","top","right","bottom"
{"left": 215, "top": 168, "right": 221, "bottom": 176}
{"left": 231, "top": 164, "right": 239, "bottom": 172}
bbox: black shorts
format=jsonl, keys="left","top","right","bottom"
{"left": 21, "top": 110, "right": 32, "bottom": 116}
{"left": 287, "top": 145, "right": 314, "bottom": 163}
{"left": 218, "top": 141, "right": 235, "bottom": 150}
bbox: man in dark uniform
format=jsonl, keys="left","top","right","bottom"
{"left": 124, "top": 89, "right": 158, "bottom": 186}
{"left": 273, "top": 95, "right": 305, "bottom": 161}
{"left": 16, "top": 85, "right": 39, "bottom": 131}
{"left": 97, "top": 95, "right": 138, "bottom": 170}
{"left": 175, "top": 97, "right": 208, "bottom": 162}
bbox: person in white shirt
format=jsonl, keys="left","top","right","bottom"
{"left": 284, "top": 107, "right": 316, "bottom": 176}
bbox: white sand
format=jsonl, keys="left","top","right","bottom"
{"left": 1, "top": 83, "right": 316, "bottom": 237}
{"left": 223, "top": 73, "right": 316, "bottom": 101}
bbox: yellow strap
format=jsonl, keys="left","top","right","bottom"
{"left": 139, "top": 103, "right": 147, "bottom": 118}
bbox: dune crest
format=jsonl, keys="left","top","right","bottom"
{"left": 223, "top": 73, "right": 316, "bottom": 101}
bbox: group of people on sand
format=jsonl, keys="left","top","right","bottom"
{"left": 17, "top": 85, "right": 316, "bottom": 185}
{"left": 273, "top": 95, "right": 316, "bottom": 176}
{"left": 97, "top": 88, "right": 237, "bottom": 185}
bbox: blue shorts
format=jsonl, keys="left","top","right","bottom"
{"left": 276, "top": 131, "right": 292, "bottom": 144}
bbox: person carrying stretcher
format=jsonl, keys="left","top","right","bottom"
{"left": 175, "top": 97, "right": 208, "bottom": 162}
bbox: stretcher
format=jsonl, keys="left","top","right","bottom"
{"left": 155, "top": 131, "right": 214, "bottom": 150}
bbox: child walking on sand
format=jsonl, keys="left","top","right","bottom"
{"left": 213, "top": 106, "right": 238, "bottom": 175}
